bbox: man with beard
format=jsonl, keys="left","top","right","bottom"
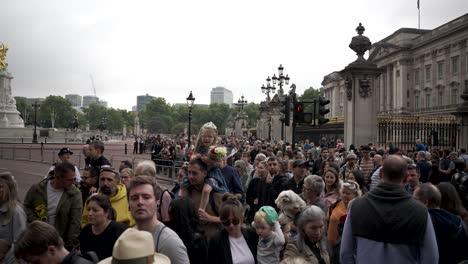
{"left": 257, "top": 156, "right": 288, "bottom": 210}
{"left": 80, "top": 167, "right": 135, "bottom": 227}
{"left": 79, "top": 166, "right": 99, "bottom": 206}
{"left": 23, "top": 163, "right": 82, "bottom": 251}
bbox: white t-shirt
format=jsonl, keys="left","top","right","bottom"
{"left": 229, "top": 235, "right": 255, "bottom": 264}
{"left": 47, "top": 181, "right": 64, "bottom": 226}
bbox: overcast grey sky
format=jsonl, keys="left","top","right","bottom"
{"left": 1, "top": 0, "right": 467, "bottom": 110}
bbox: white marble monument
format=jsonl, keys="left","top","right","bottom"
{"left": 0, "top": 43, "right": 24, "bottom": 128}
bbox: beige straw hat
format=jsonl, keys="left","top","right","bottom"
{"left": 98, "top": 228, "right": 170, "bottom": 264}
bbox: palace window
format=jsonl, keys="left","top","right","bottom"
{"left": 426, "top": 94, "right": 431, "bottom": 108}
{"left": 437, "top": 61, "right": 444, "bottom": 79}
{"left": 415, "top": 95, "right": 420, "bottom": 110}
{"left": 438, "top": 91, "right": 443, "bottom": 106}
{"left": 414, "top": 68, "right": 420, "bottom": 84}
{"left": 452, "top": 89, "right": 458, "bottom": 105}
{"left": 425, "top": 65, "right": 431, "bottom": 82}
{"left": 452, "top": 56, "right": 459, "bottom": 75}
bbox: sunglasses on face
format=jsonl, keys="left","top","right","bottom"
{"left": 221, "top": 218, "right": 240, "bottom": 226}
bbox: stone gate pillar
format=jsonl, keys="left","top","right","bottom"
{"left": 340, "top": 23, "right": 382, "bottom": 148}
{"left": 235, "top": 112, "right": 248, "bottom": 138}
{"left": 257, "top": 102, "right": 270, "bottom": 140}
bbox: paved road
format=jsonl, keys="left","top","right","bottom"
{"left": 0, "top": 159, "right": 51, "bottom": 201}
{"left": 0, "top": 159, "right": 175, "bottom": 203}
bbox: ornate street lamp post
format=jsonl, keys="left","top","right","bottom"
{"left": 235, "top": 95, "right": 248, "bottom": 111}
{"left": 271, "top": 64, "right": 290, "bottom": 95}
{"left": 261, "top": 76, "right": 276, "bottom": 102}
{"left": 32, "top": 101, "right": 40, "bottom": 144}
{"left": 186, "top": 91, "right": 195, "bottom": 159}
{"left": 261, "top": 64, "right": 291, "bottom": 141}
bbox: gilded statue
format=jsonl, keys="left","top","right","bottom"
{"left": 0, "top": 43, "right": 8, "bottom": 71}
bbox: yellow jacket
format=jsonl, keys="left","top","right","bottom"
{"left": 81, "top": 184, "right": 135, "bottom": 227}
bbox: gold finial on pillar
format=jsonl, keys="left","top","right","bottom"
{"left": 0, "top": 43, "right": 9, "bottom": 72}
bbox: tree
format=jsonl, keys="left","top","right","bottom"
{"left": 139, "top": 98, "right": 173, "bottom": 133}
{"left": 14, "top": 97, "right": 33, "bottom": 125}
{"left": 38, "top": 96, "right": 76, "bottom": 128}
{"left": 299, "top": 87, "right": 323, "bottom": 113}
{"left": 82, "top": 103, "right": 108, "bottom": 131}
{"left": 243, "top": 103, "right": 260, "bottom": 128}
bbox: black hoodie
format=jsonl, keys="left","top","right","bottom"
{"left": 350, "top": 182, "right": 428, "bottom": 245}
{"left": 428, "top": 208, "right": 468, "bottom": 264}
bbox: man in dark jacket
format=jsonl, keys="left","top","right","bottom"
{"left": 282, "top": 159, "right": 308, "bottom": 194}
{"left": 15, "top": 221, "right": 96, "bottom": 264}
{"left": 413, "top": 183, "right": 468, "bottom": 264}
{"left": 88, "top": 140, "right": 112, "bottom": 170}
{"left": 312, "top": 148, "right": 329, "bottom": 176}
{"left": 257, "top": 157, "right": 288, "bottom": 210}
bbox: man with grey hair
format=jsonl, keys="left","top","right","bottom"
{"left": 341, "top": 155, "right": 438, "bottom": 263}
{"left": 369, "top": 154, "right": 383, "bottom": 190}
{"left": 81, "top": 167, "right": 135, "bottom": 227}
{"left": 302, "top": 175, "right": 326, "bottom": 212}
{"left": 413, "top": 183, "right": 468, "bottom": 263}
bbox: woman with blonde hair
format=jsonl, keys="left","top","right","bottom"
{"left": 0, "top": 172, "right": 26, "bottom": 263}
{"left": 327, "top": 180, "right": 361, "bottom": 249}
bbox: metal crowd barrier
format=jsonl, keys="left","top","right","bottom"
{"left": 0, "top": 145, "right": 179, "bottom": 186}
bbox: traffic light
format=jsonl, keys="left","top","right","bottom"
{"left": 281, "top": 97, "right": 290, "bottom": 126}
{"left": 318, "top": 96, "right": 330, "bottom": 125}
{"left": 294, "top": 102, "right": 304, "bottom": 123}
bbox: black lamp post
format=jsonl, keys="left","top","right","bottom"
{"left": 186, "top": 91, "right": 195, "bottom": 159}
{"left": 261, "top": 76, "right": 276, "bottom": 102}
{"left": 32, "top": 101, "right": 40, "bottom": 144}
{"left": 235, "top": 95, "right": 248, "bottom": 111}
{"left": 271, "top": 64, "right": 290, "bottom": 95}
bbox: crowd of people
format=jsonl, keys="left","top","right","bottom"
{"left": 0, "top": 121, "right": 467, "bottom": 264}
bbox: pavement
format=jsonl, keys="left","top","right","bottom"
{"left": 0, "top": 139, "right": 176, "bottom": 201}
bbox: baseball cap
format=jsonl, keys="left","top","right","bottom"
{"left": 58, "top": 148, "right": 73, "bottom": 156}
{"left": 259, "top": 206, "right": 279, "bottom": 225}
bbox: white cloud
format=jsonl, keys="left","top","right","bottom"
{"left": 1, "top": 0, "right": 466, "bottom": 110}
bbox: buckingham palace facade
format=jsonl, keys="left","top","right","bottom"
{"left": 321, "top": 13, "right": 468, "bottom": 150}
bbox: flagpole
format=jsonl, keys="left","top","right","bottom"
{"left": 418, "top": 0, "right": 421, "bottom": 29}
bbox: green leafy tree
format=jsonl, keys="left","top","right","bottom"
{"left": 299, "top": 87, "right": 323, "bottom": 113}
{"left": 242, "top": 103, "right": 260, "bottom": 128}
{"left": 139, "top": 98, "right": 173, "bottom": 133}
{"left": 82, "top": 103, "right": 108, "bottom": 130}
{"left": 14, "top": 97, "right": 33, "bottom": 125}
{"left": 38, "top": 95, "right": 76, "bottom": 128}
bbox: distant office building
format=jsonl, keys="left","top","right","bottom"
{"left": 210, "top": 87, "right": 233, "bottom": 106}
{"left": 82, "top": 95, "right": 99, "bottom": 107}
{"left": 137, "top": 94, "right": 155, "bottom": 111}
{"left": 98, "top": 100, "right": 108, "bottom": 108}
{"left": 65, "top": 94, "right": 82, "bottom": 107}
{"left": 25, "top": 98, "right": 45, "bottom": 104}
{"left": 132, "top": 105, "right": 137, "bottom": 112}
